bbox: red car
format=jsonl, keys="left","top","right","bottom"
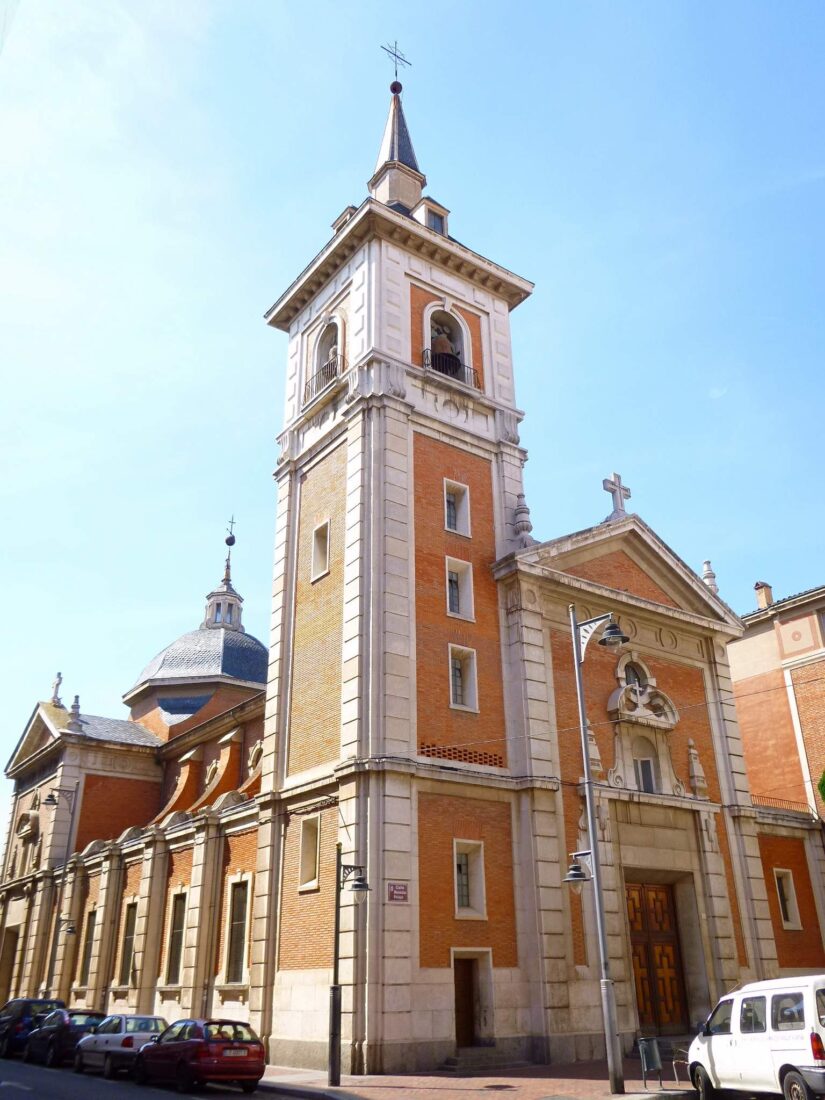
{"left": 134, "top": 1017, "right": 264, "bottom": 1093}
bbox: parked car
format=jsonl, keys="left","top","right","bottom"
{"left": 0, "top": 998, "right": 65, "bottom": 1057}
{"left": 74, "top": 1013, "right": 167, "bottom": 1078}
{"left": 689, "top": 975, "right": 825, "bottom": 1100}
{"left": 23, "top": 1008, "right": 105, "bottom": 1067}
{"left": 134, "top": 1018, "right": 265, "bottom": 1093}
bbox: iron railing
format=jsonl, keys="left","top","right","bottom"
{"left": 422, "top": 348, "right": 480, "bottom": 389}
{"left": 751, "top": 794, "right": 815, "bottom": 815}
{"left": 303, "top": 354, "right": 345, "bottom": 406}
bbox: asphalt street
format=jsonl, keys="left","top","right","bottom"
{"left": 0, "top": 1059, "right": 287, "bottom": 1099}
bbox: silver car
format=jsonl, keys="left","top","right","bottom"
{"left": 74, "top": 1013, "right": 167, "bottom": 1078}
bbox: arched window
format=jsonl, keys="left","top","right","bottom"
{"left": 429, "top": 310, "right": 464, "bottom": 378}
{"left": 316, "top": 322, "right": 339, "bottom": 373}
{"left": 625, "top": 662, "right": 647, "bottom": 690}
{"left": 631, "top": 735, "right": 660, "bottom": 794}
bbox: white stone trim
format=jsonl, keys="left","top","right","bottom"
{"left": 216, "top": 871, "right": 254, "bottom": 987}
{"left": 442, "top": 478, "right": 471, "bottom": 538}
{"left": 772, "top": 867, "right": 802, "bottom": 930}
{"left": 452, "top": 839, "right": 487, "bottom": 920}
{"left": 447, "top": 644, "right": 479, "bottom": 713}
{"left": 445, "top": 557, "right": 474, "bottom": 622}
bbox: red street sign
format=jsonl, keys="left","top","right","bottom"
{"left": 387, "top": 882, "right": 408, "bottom": 903}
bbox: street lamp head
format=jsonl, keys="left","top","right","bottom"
{"left": 349, "top": 874, "right": 370, "bottom": 905}
{"left": 563, "top": 857, "right": 589, "bottom": 896}
{"left": 598, "top": 617, "right": 629, "bottom": 648}
{"left": 64, "top": 922, "right": 76, "bottom": 935}
{"left": 44, "top": 791, "right": 58, "bottom": 807}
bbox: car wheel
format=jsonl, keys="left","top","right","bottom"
{"left": 240, "top": 1082, "right": 259, "bottom": 1095}
{"left": 175, "top": 1061, "right": 195, "bottom": 1093}
{"left": 0, "top": 1033, "right": 11, "bottom": 1059}
{"left": 784, "top": 1071, "right": 814, "bottom": 1100}
{"left": 694, "top": 1066, "right": 717, "bottom": 1100}
{"left": 45, "top": 1042, "right": 59, "bottom": 1069}
{"left": 134, "top": 1056, "right": 148, "bottom": 1086}
{"left": 73, "top": 1048, "right": 84, "bottom": 1073}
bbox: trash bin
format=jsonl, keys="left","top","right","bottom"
{"left": 637, "top": 1036, "right": 662, "bottom": 1089}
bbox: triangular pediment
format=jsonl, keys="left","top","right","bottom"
{"left": 513, "top": 515, "right": 741, "bottom": 632}
{"left": 5, "top": 703, "right": 67, "bottom": 774}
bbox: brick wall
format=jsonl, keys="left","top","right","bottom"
{"left": 287, "top": 444, "right": 346, "bottom": 776}
{"left": 418, "top": 791, "right": 517, "bottom": 968}
{"left": 74, "top": 775, "right": 162, "bottom": 853}
{"left": 278, "top": 807, "right": 338, "bottom": 969}
{"left": 454, "top": 305, "right": 485, "bottom": 388}
{"left": 563, "top": 550, "right": 679, "bottom": 609}
{"left": 213, "top": 830, "right": 257, "bottom": 975}
{"left": 734, "top": 668, "right": 806, "bottom": 804}
{"left": 413, "top": 433, "right": 507, "bottom": 768}
{"left": 757, "top": 833, "right": 825, "bottom": 968}
{"left": 791, "top": 660, "right": 825, "bottom": 813}
{"left": 410, "top": 285, "right": 439, "bottom": 368}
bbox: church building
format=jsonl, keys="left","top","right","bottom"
{"left": 2, "top": 81, "right": 824, "bottom": 1075}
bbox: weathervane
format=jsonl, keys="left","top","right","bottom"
{"left": 381, "top": 41, "right": 411, "bottom": 84}
{"left": 226, "top": 515, "right": 236, "bottom": 547}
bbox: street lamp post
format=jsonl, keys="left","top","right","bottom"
{"left": 328, "top": 842, "right": 369, "bottom": 1087}
{"left": 566, "top": 604, "right": 628, "bottom": 1095}
{"left": 43, "top": 784, "right": 79, "bottom": 997}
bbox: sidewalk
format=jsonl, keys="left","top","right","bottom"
{"left": 258, "top": 1057, "right": 696, "bottom": 1100}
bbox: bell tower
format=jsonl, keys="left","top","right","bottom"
{"left": 260, "top": 80, "right": 535, "bottom": 1072}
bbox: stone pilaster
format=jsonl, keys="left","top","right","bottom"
{"left": 134, "top": 828, "right": 168, "bottom": 1013}
{"left": 251, "top": 792, "right": 280, "bottom": 1057}
{"left": 88, "top": 844, "right": 123, "bottom": 1011}
{"left": 180, "top": 811, "right": 221, "bottom": 1017}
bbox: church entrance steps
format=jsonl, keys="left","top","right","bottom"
{"left": 440, "top": 1048, "right": 533, "bottom": 1072}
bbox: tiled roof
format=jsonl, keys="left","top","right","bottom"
{"left": 133, "top": 627, "right": 268, "bottom": 690}
{"left": 743, "top": 582, "right": 825, "bottom": 619}
{"left": 70, "top": 714, "right": 162, "bottom": 747}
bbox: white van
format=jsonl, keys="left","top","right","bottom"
{"left": 689, "top": 976, "right": 825, "bottom": 1100}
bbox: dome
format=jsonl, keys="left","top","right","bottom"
{"left": 132, "top": 626, "right": 268, "bottom": 692}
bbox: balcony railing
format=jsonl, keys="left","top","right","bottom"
{"left": 751, "top": 794, "right": 815, "bottom": 815}
{"left": 422, "top": 348, "right": 480, "bottom": 390}
{"left": 303, "top": 354, "right": 345, "bottom": 406}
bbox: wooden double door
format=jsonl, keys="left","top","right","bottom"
{"left": 626, "top": 883, "right": 688, "bottom": 1034}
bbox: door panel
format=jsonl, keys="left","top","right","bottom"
{"left": 454, "top": 959, "right": 476, "bottom": 1048}
{"left": 626, "top": 883, "right": 688, "bottom": 1034}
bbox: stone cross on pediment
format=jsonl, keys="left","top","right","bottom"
{"left": 603, "top": 472, "right": 631, "bottom": 522}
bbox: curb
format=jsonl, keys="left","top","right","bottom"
{"left": 258, "top": 1080, "right": 363, "bottom": 1100}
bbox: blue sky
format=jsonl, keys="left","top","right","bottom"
{"left": 2, "top": 0, "right": 824, "bottom": 767}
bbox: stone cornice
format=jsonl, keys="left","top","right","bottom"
{"left": 264, "top": 199, "right": 533, "bottom": 331}
{"left": 494, "top": 557, "right": 744, "bottom": 639}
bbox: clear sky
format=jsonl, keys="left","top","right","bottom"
{"left": 2, "top": 1, "right": 824, "bottom": 776}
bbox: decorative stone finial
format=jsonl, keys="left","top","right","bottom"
{"left": 67, "top": 696, "right": 82, "bottom": 733}
{"left": 602, "top": 472, "right": 631, "bottom": 522}
{"left": 50, "top": 672, "right": 63, "bottom": 708}
{"left": 513, "top": 493, "right": 535, "bottom": 548}
{"left": 688, "top": 738, "right": 709, "bottom": 799}
{"left": 702, "top": 560, "right": 719, "bottom": 595}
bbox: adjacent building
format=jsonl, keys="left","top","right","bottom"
{"left": 2, "top": 82, "right": 824, "bottom": 1075}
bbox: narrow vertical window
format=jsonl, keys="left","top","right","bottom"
{"left": 445, "top": 492, "right": 458, "bottom": 531}
{"left": 773, "top": 869, "right": 801, "bottom": 928}
{"left": 166, "top": 893, "right": 186, "bottom": 984}
{"left": 299, "top": 816, "right": 320, "bottom": 890}
{"left": 311, "top": 521, "right": 330, "bottom": 581}
{"left": 215, "top": 603, "right": 222, "bottom": 623}
{"left": 225, "top": 604, "right": 233, "bottom": 624}
{"left": 79, "top": 910, "right": 96, "bottom": 986}
{"left": 118, "top": 903, "right": 137, "bottom": 986}
{"left": 226, "top": 881, "right": 248, "bottom": 984}
{"left": 455, "top": 852, "right": 470, "bottom": 908}
{"left": 447, "top": 570, "right": 460, "bottom": 614}
{"left": 443, "top": 481, "right": 470, "bottom": 536}
{"left": 451, "top": 656, "right": 464, "bottom": 707}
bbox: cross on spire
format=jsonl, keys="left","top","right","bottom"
{"left": 381, "top": 41, "right": 411, "bottom": 83}
{"left": 603, "top": 472, "right": 631, "bottom": 522}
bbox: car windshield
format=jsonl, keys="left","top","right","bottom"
{"left": 817, "top": 990, "right": 825, "bottom": 1027}
{"left": 126, "top": 1017, "right": 166, "bottom": 1033}
{"left": 204, "top": 1022, "right": 258, "bottom": 1042}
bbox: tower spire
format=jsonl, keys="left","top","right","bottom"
{"left": 369, "top": 56, "right": 426, "bottom": 211}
